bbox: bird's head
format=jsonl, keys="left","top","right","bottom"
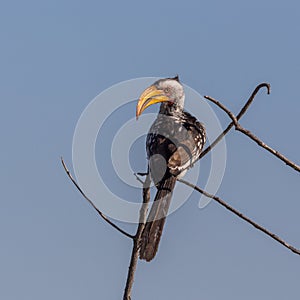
{"left": 136, "top": 75, "right": 185, "bottom": 119}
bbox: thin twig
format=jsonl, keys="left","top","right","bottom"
{"left": 178, "top": 178, "right": 300, "bottom": 256}
{"left": 205, "top": 96, "right": 300, "bottom": 173}
{"left": 237, "top": 127, "right": 300, "bottom": 173}
{"left": 61, "top": 157, "right": 134, "bottom": 239}
{"left": 123, "top": 173, "right": 151, "bottom": 300}
{"left": 200, "top": 83, "right": 270, "bottom": 159}
{"left": 62, "top": 81, "right": 299, "bottom": 300}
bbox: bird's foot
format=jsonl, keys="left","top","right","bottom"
{"left": 134, "top": 172, "right": 149, "bottom": 184}
{"left": 136, "top": 172, "right": 149, "bottom": 176}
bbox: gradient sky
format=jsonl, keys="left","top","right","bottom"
{"left": 1, "top": 1, "right": 300, "bottom": 299}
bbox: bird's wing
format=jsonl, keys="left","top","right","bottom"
{"left": 168, "top": 114, "right": 206, "bottom": 176}
{"left": 140, "top": 111, "right": 206, "bottom": 262}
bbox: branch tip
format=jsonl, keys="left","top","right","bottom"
{"left": 178, "top": 178, "right": 300, "bottom": 256}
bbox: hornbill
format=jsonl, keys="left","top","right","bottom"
{"left": 136, "top": 76, "right": 206, "bottom": 261}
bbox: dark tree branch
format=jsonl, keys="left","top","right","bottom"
{"left": 121, "top": 82, "right": 299, "bottom": 298}
{"left": 61, "top": 157, "right": 134, "bottom": 239}
{"left": 62, "top": 82, "right": 299, "bottom": 300}
{"left": 178, "top": 178, "right": 300, "bottom": 256}
{"left": 200, "top": 83, "right": 270, "bottom": 159}
{"left": 61, "top": 157, "right": 151, "bottom": 299}
{"left": 123, "top": 173, "right": 151, "bottom": 300}
{"left": 204, "top": 95, "right": 300, "bottom": 173}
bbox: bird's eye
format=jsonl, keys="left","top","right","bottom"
{"left": 164, "top": 87, "right": 170, "bottom": 93}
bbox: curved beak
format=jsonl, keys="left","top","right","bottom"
{"left": 136, "top": 85, "right": 170, "bottom": 119}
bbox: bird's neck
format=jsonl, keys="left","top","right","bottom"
{"left": 159, "top": 102, "right": 184, "bottom": 117}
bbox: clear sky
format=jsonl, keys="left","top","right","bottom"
{"left": 1, "top": 1, "right": 300, "bottom": 299}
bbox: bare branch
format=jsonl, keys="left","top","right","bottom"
{"left": 200, "top": 83, "right": 270, "bottom": 159}
{"left": 234, "top": 83, "right": 271, "bottom": 121}
{"left": 63, "top": 82, "right": 297, "bottom": 300}
{"left": 123, "top": 173, "right": 151, "bottom": 300}
{"left": 178, "top": 178, "right": 300, "bottom": 256}
{"left": 61, "top": 157, "right": 134, "bottom": 239}
{"left": 205, "top": 96, "right": 300, "bottom": 173}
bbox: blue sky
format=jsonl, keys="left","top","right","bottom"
{"left": 1, "top": 1, "right": 300, "bottom": 299}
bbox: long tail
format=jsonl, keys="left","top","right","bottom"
{"left": 139, "top": 176, "right": 177, "bottom": 261}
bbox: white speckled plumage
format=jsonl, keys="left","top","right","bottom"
{"left": 139, "top": 76, "right": 206, "bottom": 261}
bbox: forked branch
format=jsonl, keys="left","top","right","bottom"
{"left": 200, "top": 83, "right": 270, "bottom": 159}
{"left": 62, "top": 82, "right": 299, "bottom": 300}
{"left": 61, "top": 157, "right": 150, "bottom": 299}
{"left": 204, "top": 95, "right": 300, "bottom": 173}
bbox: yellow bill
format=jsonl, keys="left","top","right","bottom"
{"left": 136, "top": 85, "right": 170, "bottom": 119}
